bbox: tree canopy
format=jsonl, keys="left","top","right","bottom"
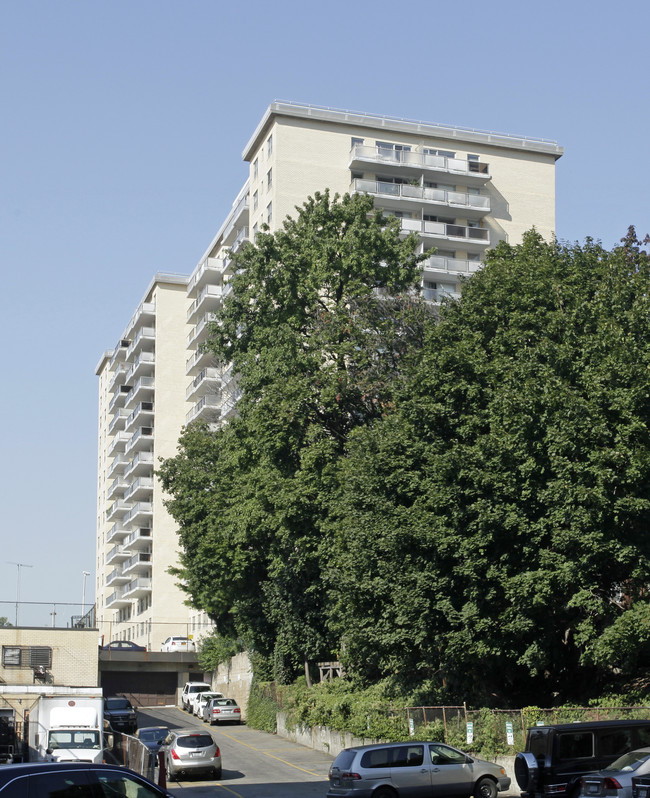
{"left": 160, "top": 206, "right": 650, "bottom": 705}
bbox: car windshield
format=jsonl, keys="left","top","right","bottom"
{"left": 49, "top": 730, "right": 100, "bottom": 749}
{"left": 106, "top": 698, "right": 131, "bottom": 710}
{"left": 138, "top": 728, "right": 166, "bottom": 743}
{"left": 606, "top": 750, "right": 650, "bottom": 772}
{"left": 177, "top": 734, "right": 213, "bottom": 749}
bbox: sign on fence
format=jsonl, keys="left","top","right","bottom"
{"left": 506, "top": 721, "right": 514, "bottom": 746}
{"left": 466, "top": 721, "right": 474, "bottom": 745}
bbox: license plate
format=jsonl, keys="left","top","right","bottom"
{"left": 588, "top": 787, "right": 599, "bottom": 794}
{"left": 332, "top": 778, "right": 340, "bottom": 786}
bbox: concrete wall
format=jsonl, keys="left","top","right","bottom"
{"left": 211, "top": 652, "right": 253, "bottom": 719}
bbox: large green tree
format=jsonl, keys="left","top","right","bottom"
{"left": 158, "top": 191, "right": 429, "bottom": 681}
{"left": 326, "top": 228, "right": 650, "bottom": 706}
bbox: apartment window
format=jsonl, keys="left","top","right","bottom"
{"left": 351, "top": 136, "right": 363, "bottom": 148}
{"left": 267, "top": 168, "right": 272, "bottom": 191}
{"left": 267, "top": 134, "right": 273, "bottom": 157}
{"left": 2, "top": 646, "right": 52, "bottom": 668}
{"left": 253, "top": 158, "right": 258, "bottom": 180}
{"left": 424, "top": 148, "right": 456, "bottom": 159}
{"left": 351, "top": 171, "right": 363, "bottom": 181}
{"left": 253, "top": 190, "right": 258, "bottom": 211}
{"left": 267, "top": 202, "right": 272, "bottom": 224}
{"left": 376, "top": 141, "right": 411, "bottom": 161}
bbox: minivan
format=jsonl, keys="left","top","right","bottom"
{"left": 327, "top": 740, "right": 510, "bottom": 798}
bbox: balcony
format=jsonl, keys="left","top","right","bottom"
{"left": 108, "top": 408, "right": 130, "bottom": 435}
{"left": 187, "top": 285, "right": 223, "bottom": 324}
{"left": 352, "top": 179, "right": 490, "bottom": 219}
{"left": 126, "top": 327, "right": 155, "bottom": 360}
{"left": 124, "top": 476, "right": 154, "bottom": 502}
{"left": 106, "top": 585, "right": 131, "bottom": 608}
{"left": 125, "top": 427, "right": 153, "bottom": 456}
{"left": 123, "top": 501, "right": 153, "bottom": 527}
{"left": 107, "top": 453, "right": 128, "bottom": 479}
{"left": 122, "top": 552, "right": 151, "bottom": 576}
{"left": 186, "top": 367, "right": 221, "bottom": 402}
{"left": 220, "top": 387, "right": 242, "bottom": 421}
{"left": 125, "top": 300, "right": 155, "bottom": 340}
{"left": 109, "top": 384, "right": 132, "bottom": 412}
{"left": 108, "top": 363, "right": 129, "bottom": 392}
{"left": 123, "top": 376, "right": 154, "bottom": 410}
{"left": 106, "top": 565, "right": 130, "bottom": 586}
{"left": 187, "top": 313, "right": 218, "bottom": 349}
{"left": 186, "top": 394, "right": 221, "bottom": 425}
{"left": 106, "top": 543, "right": 129, "bottom": 565}
{"left": 125, "top": 401, "right": 154, "bottom": 433}
{"left": 422, "top": 254, "right": 483, "bottom": 277}
{"left": 107, "top": 475, "right": 128, "bottom": 501}
{"left": 186, "top": 348, "right": 215, "bottom": 376}
{"left": 188, "top": 257, "right": 224, "bottom": 295}
{"left": 124, "top": 451, "right": 154, "bottom": 479}
{"left": 123, "top": 527, "right": 152, "bottom": 551}
{"left": 231, "top": 227, "right": 249, "bottom": 253}
{"left": 109, "top": 339, "right": 131, "bottom": 370}
{"left": 107, "top": 431, "right": 131, "bottom": 457}
{"left": 125, "top": 351, "right": 155, "bottom": 384}
{"left": 106, "top": 521, "right": 129, "bottom": 545}
{"left": 106, "top": 499, "right": 132, "bottom": 522}
{"left": 399, "top": 219, "right": 489, "bottom": 252}
{"left": 222, "top": 193, "right": 250, "bottom": 245}
{"left": 123, "top": 577, "right": 152, "bottom": 598}
{"left": 423, "top": 285, "right": 461, "bottom": 303}
{"left": 349, "top": 144, "right": 490, "bottom": 185}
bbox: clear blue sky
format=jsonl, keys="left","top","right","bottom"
{"left": 1, "top": 0, "right": 648, "bottom": 626}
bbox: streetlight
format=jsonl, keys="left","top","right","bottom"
{"left": 7, "top": 562, "right": 33, "bottom": 626}
{"left": 81, "top": 571, "right": 90, "bottom": 623}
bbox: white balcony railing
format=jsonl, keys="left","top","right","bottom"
{"left": 399, "top": 218, "right": 489, "bottom": 244}
{"left": 352, "top": 179, "right": 490, "bottom": 212}
{"left": 422, "top": 255, "right": 483, "bottom": 275}
{"left": 350, "top": 144, "right": 490, "bottom": 179}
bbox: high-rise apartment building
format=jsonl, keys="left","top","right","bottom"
{"left": 96, "top": 102, "right": 563, "bottom": 648}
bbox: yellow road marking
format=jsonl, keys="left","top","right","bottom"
{"left": 214, "top": 728, "right": 323, "bottom": 777}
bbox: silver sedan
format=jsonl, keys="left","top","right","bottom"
{"left": 581, "top": 748, "right": 650, "bottom": 798}
{"left": 201, "top": 697, "right": 242, "bottom": 725}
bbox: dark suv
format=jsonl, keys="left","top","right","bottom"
{"left": 103, "top": 696, "right": 137, "bottom": 734}
{"left": 515, "top": 720, "right": 650, "bottom": 798}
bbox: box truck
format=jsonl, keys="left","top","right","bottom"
{"left": 28, "top": 693, "right": 104, "bottom": 763}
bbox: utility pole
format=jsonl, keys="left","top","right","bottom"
{"left": 7, "top": 562, "right": 33, "bottom": 626}
{"left": 81, "top": 571, "right": 90, "bottom": 623}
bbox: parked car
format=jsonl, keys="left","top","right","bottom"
{"left": 160, "top": 728, "right": 221, "bottom": 780}
{"left": 180, "top": 681, "right": 211, "bottom": 712}
{"left": 0, "top": 761, "right": 174, "bottom": 796}
{"left": 194, "top": 691, "right": 224, "bottom": 717}
{"left": 580, "top": 748, "right": 650, "bottom": 798}
{"left": 135, "top": 726, "right": 169, "bottom": 754}
{"left": 327, "top": 740, "right": 510, "bottom": 798}
{"left": 161, "top": 636, "right": 196, "bottom": 652}
{"left": 101, "top": 640, "right": 146, "bottom": 652}
{"left": 103, "top": 696, "right": 138, "bottom": 734}
{"left": 202, "top": 697, "right": 242, "bottom": 726}
{"left": 515, "top": 720, "right": 650, "bottom": 798}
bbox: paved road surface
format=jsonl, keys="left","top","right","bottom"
{"left": 138, "top": 705, "right": 333, "bottom": 797}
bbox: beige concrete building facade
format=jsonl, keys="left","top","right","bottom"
{"left": 97, "top": 102, "right": 563, "bottom": 649}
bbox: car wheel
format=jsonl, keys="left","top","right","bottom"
{"left": 373, "top": 787, "right": 396, "bottom": 798}
{"left": 213, "top": 767, "right": 222, "bottom": 779}
{"left": 515, "top": 751, "right": 539, "bottom": 793}
{"left": 474, "top": 778, "right": 498, "bottom": 798}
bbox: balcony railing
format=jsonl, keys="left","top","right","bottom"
{"left": 187, "top": 313, "right": 218, "bottom": 347}
{"left": 109, "top": 384, "right": 132, "bottom": 412}
{"left": 399, "top": 218, "right": 489, "bottom": 244}
{"left": 422, "top": 255, "right": 483, "bottom": 275}
{"left": 124, "top": 352, "right": 155, "bottom": 384}
{"left": 107, "top": 431, "right": 131, "bottom": 457}
{"left": 423, "top": 286, "right": 461, "bottom": 303}
{"left": 186, "top": 393, "right": 221, "bottom": 425}
{"left": 109, "top": 339, "right": 131, "bottom": 369}
{"left": 124, "top": 451, "right": 154, "bottom": 478}
{"left": 126, "top": 327, "right": 155, "bottom": 360}
{"left": 125, "top": 426, "right": 153, "bottom": 455}
{"left": 187, "top": 285, "right": 223, "bottom": 322}
{"left": 124, "top": 476, "right": 154, "bottom": 501}
{"left": 186, "top": 367, "right": 221, "bottom": 400}
{"left": 107, "top": 522, "right": 129, "bottom": 544}
{"left": 123, "top": 577, "right": 152, "bottom": 598}
{"left": 123, "top": 501, "right": 153, "bottom": 526}
{"left": 231, "top": 227, "right": 249, "bottom": 252}
{"left": 188, "top": 257, "right": 224, "bottom": 295}
{"left": 350, "top": 144, "right": 490, "bottom": 179}
{"left": 125, "top": 401, "right": 154, "bottom": 431}
{"left": 108, "top": 409, "right": 130, "bottom": 435}
{"left": 123, "top": 527, "right": 152, "bottom": 551}
{"left": 352, "top": 179, "right": 490, "bottom": 212}
{"left": 123, "top": 376, "right": 154, "bottom": 410}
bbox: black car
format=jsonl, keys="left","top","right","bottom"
{"left": 0, "top": 761, "right": 173, "bottom": 795}
{"left": 516, "top": 720, "right": 650, "bottom": 798}
{"left": 101, "top": 640, "right": 146, "bottom": 651}
{"left": 103, "top": 696, "right": 138, "bottom": 734}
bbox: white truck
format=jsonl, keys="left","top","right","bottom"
{"left": 28, "top": 693, "right": 104, "bottom": 763}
